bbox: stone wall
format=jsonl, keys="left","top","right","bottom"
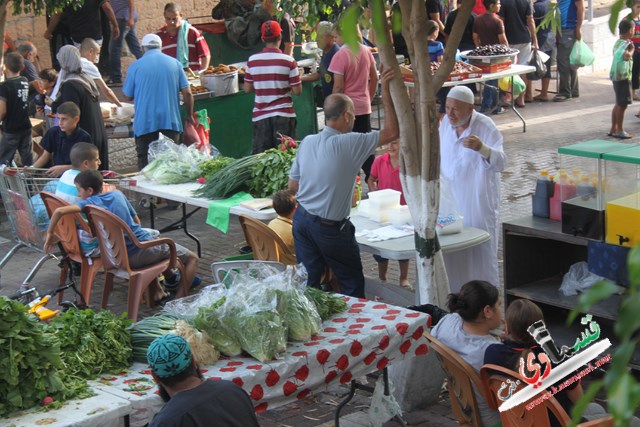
{"left": 5, "top": 0, "right": 218, "bottom": 70}
{"left": 582, "top": 13, "right": 619, "bottom": 74}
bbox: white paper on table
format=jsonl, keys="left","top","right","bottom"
{"left": 366, "top": 225, "right": 414, "bottom": 242}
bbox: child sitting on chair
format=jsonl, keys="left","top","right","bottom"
{"left": 267, "top": 189, "right": 297, "bottom": 261}
{"left": 44, "top": 170, "right": 199, "bottom": 300}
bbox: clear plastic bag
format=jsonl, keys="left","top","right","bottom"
{"left": 559, "top": 261, "right": 604, "bottom": 296}
{"left": 367, "top": 376, "right": 403, "bottom": 427}
{"left": 438, "top": 176, "right": 463, "bottom": 235}
{"left": 163, "top": 284, "right": 227, "bottom": 322}
{"left": 141, "top": 133, "right": 211, "bottom": 184}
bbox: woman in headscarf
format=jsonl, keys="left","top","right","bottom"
{"left": 50, "top": 45, "right": 108, "bottom": 170}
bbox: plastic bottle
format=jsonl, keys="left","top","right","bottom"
{"left": 532, "top": 170, "right": 555, "bottom": 218}
{"left": 352, "top": 176, "right": 362, "bottom": 208}
{"left": 576, "top": 175, "right": 596, "bottom": 198}
{"left": 549, "top": 172, "right": 576, "bottom": 221}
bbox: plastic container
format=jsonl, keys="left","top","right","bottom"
{"left": 532, "top": 170, "right": 555, "bottom": 218}
{"left": 549, "top": 172, "right": 575, "bottom": 221}
{"left": 557, "top": 140, "right": 634, "bottom": 239}
{"left": 603, "top": 145, "right": 640, "bottom": 246}
{"left": 200, "top": 71, "right": 239, "bottom": 96}
{"left": 368, "top": 189, "right": 401, "bottom": 208}
{"left": 390, "top": 205, "right": 412, "bottom": 227}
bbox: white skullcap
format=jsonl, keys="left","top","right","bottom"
{"left": 447, "top": 86, "right": 475, "bottom": 105}
{"left": 141, "top": 34, "right": 162, "bottom": 48}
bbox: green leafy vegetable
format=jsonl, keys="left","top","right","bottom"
{"left": 248, "top": 148, "right": 296, "bottom": 198}
{"left": 193, "top": 154, "right": 264, "bottom": 199}
{"left": 304, "top": 287, "right": 348, "bottom": 321}
{"left": 44, "top": 309, "right": 132, "bottom": 379}
{"left": 282, "top": 287, "right": 321, "bottom": 341}
{"left": 141, "top": 140, "right": 210, "bottom": 184}
{"left": 129, "top": 313, "right": 181, "bottom": 363}
{"left": 0, "top": 297, "right": 92, "bottom": 417}
{"left": 198, "top": 157, "right": 234, "bottom": 178}
{"left": 194, "top": 297, "right": 242, "bottom": 357}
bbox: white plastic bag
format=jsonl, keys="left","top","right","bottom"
{"left": 438, "top": 177, "right": 463, "bottom": 235}
{"left": 163, "top": 284, "right": 227, "bottom": 321}
{"left": 559, "top": 261, "right": 604, "bottom": 296}
{"left": 367, "top": 376, "right": 403, "bottom": 427}
{"left": 142, "top": 133, "right": 211, "bottom": 184}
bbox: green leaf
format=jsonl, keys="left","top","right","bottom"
{"left": 340, "top": 5, "right": 361, "bottom": 49}
{"left": 371, "top": 0, "right": 387, "bottom": 46}
{"left": 614, "top": 291, "right": 640, "bottom": 339}
{"left": 609, "top": 0, "right": 627, "bottom": 34}
{"left": 608, "top": 373, "right": 638, "bottom": 423}
{"left": 627, "top": 245, "right": 640, "bottom": 289}
{"left": 569, "top": 379, "right": 602, "bottom": 426}
{"left": 567, "top": 280, "right": 618, "bottom": 324}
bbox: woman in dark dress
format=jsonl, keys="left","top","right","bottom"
{"left": 51, "top": 45, "right": 108, "bottom": 170}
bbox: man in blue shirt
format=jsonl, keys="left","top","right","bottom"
{"left": 301, "top": 22, "right": 340, "bottom": 101}
{"left": 554, "top": 0, "right": 584, "bottom": 102}
{"left": 122, "top": 33, "right": 194, "bottom": 170}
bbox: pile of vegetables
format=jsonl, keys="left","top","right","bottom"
{"left": 0, "top": 298, "right": 92, "bottom": 417}
{"left": 141, "top": 137, "right": 210, "bottom": 184}
{"left": 248, "top": 136, "right": 297, "bottom": 198}
{"left": 194, "top": 296, "right": 242, "bottom": 357}
{"left": 198, "top": 157, "right": 234, "bottom": 179}
{"left": 129, "top": 313, "right": 219, "bottom": 365}
{"left": 304, "top": 287, "right": 348, "bottom": 321}
{"left": 193, "top": 155, "right": 264, "bottom": 199}
{"left": 44, "top": 309, "right": 133, "bottom": 379}
{"left": 194, "top": 135, "right": 297, "bottom": 199}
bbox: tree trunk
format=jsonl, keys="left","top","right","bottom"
{"left": 375, "top": 0, "right": 475, "bottom": 305}
{"left": 0, "top": 0, "right": 7, "bottom": 76}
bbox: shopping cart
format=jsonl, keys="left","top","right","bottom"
{"left": 0, "top": 166, "right": 60, "bottom": 289}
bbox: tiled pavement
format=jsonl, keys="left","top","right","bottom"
{"left": 0, "top": 70, "right": 626, "bottom": 426}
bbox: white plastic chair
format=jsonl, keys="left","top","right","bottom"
{"left": 211, "top": 260, "right": 286, "bottom": 287}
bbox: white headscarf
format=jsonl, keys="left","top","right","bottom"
{"left": 56, "top": 45, "right": 100, "bottom": 100}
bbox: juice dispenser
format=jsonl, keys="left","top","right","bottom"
{"left": 557, "top": 140, "right": 632, "bottom": 240}
{"left": 603, "top": 145, "right": 640, "bottom": 247}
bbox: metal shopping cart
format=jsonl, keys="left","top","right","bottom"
{"left": 0, "top": 166, "right": 60, "bottom": 289}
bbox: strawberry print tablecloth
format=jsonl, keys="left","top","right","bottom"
{"left": 90, "top": 297, "right": 431, "bottom": 427}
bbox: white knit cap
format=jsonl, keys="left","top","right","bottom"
{"left": 141, "top": 34, "right": 162, "bottom": 48}
{"left": 447, "top": 86, "right": 475, "bottom": 105}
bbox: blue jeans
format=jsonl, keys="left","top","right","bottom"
{"left": 109, "top": 19, "right": 143, "bottom": 81}
{"left": 292, "top": 207, "right": 365, "bottom": 298}
{"left": 481, "top": 80, "right": 499, "bottom": 111}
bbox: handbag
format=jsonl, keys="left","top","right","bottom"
{"left": 526, "top": 49, "right": 547, "bottom": 81}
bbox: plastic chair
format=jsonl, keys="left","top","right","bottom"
{"left": 238, "top": 214, "right": 296, "bottom": 265}
{"left": 40, "top": 191, "right": 104, "bottom": 305}
{"left": 211, "top": 260, "right": 286, "bottom": 286}
{"left": 83, "top": 204, "right": 187, "bottom": 321}
{"left": 480, "top": 364, "right": 614, "bottom": 427}
{"left": 424, "top": 332, "right": 485, "bottom": 427}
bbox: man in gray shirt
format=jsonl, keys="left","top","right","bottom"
{"left": 288, "top": 68, "right": 399, "bottom": 297}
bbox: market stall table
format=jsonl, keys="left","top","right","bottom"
{"left": 0, "top": 389, "right": 132, "bottom": 427}
{"left": 406, "top": 64, "right": 536, "bottom": 132}
{"left": 90, "top": 296, "right": 430, "bottom": 427}
{"left": 121, "top": 176, "right": 276, "bottom": 257}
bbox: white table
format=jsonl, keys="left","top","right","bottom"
{"left": 351, "top": 213, "right": 490, "bottom": 260}
{"left": 406, "top": 64, "right": 536, "bottom": 132}
{"left": 121, "top": 176, "right": 277, "bottom": 256}
{"left": 0, "top": 389, "right": 132, "bottom": 427}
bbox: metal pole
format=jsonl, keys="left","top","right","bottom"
{"left": 588, "top": 0, "right": 593, "bottom": 22}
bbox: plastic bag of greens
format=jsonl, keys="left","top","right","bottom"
{"left": 193, "top": 295, "right": 242, "bottom": 357}
{"left": 279, "top": 266, "right": 321, "bottom": 341}
{"left": 142, "top": 134, "right": 211, "bottom": 184}
{"left": 163, "top": 284, "right": 227, "bottom": 322}
{"left": 222, "top": 266, "right": 289, "bottom": 362}
{"left": 570, "top": 39, "right": 595, "bottom": 70}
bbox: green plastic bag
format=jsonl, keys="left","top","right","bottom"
{"left": 570, "top": 40, "right": 595, "bottom": 69}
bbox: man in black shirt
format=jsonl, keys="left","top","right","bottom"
{"left": 147, "top": 334, "right": 260, "bottom": 427}
{"left": 44, "top": 0, "right": 119, "bottom": 47}
{"left": 0, "top": 52, "right": 33, "bottom": 166}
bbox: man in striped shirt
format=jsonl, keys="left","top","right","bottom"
{"left": 156, "top": 3, "right": 210, "bottom": 72}
{"left": 244, "top": 20, "right": 302, "bottom": 154}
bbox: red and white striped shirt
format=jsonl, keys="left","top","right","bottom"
{"left": 156, "top": 25, "right": 210, "bottom": 71}
{"left": 245, "top": 48, "right": 301, "bottom": 122}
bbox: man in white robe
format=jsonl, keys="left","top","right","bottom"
{"left": 439, "top": 86, "right": 507, "bottom": 292}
